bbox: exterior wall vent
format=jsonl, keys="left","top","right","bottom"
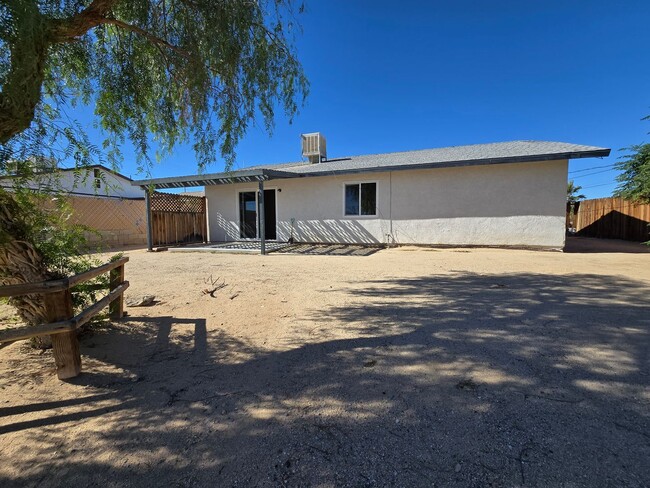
{"left": 301, "top": 132, "right": 327, "bottom": 163}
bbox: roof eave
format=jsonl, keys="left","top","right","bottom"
{"left": 132, "top": 147, "right": 611, "bottom": 187}
{"left": 288, "top": 149, "right": 612, "bottom": 178}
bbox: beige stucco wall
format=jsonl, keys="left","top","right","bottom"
{"left": 205, "top": 159, "right": 568, "bottom": 248}
{"left": 40, "top": 195, "right": 148, "bottom": 248}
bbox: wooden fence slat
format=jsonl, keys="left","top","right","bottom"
{"left": 0, "top": 279, "right": 69, "bottom": 297}
{"left": 0, "top": 257, "right": 129, "bottom": 298}
{"left": 571, "top": 197, "right": 650, "bottom": 242}
{"left": 0, "top": 320, "right": 75, "bottom": 344}
{"left": 67, "top": 256, "right": 129, "bottom": 288}
{"left": 0, "top": 282, "right": 129, "bottom": 344}
{"left": 150, "top": 193, "right": 207, "bottom": 246}
{"left": 72, "top": 282, "right": 129, "bottom": 330}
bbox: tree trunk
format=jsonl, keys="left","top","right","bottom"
{"left": 0, "top": 1, "right": 49, "bottom": 144}
{"left": 0, "top": 2, "right": 122, "bottom": 345}
{"left": 0, "top": 191, "right": 53, "bottom": 347}
{"left": 0, "top": 0, "right": 119, "bottom": 144}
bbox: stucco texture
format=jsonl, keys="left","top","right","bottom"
{"left": 205, "top": 159, "right": 568, "bottom": 248}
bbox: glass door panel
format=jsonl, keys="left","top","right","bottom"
{"left": 239, "top": 191, "right": 257, "bottom": 238}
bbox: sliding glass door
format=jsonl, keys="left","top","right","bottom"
{"left": 239, "top": 191, "right": 257, "bottom": 238}
{"left": 238, "top": 190, "right": 277, "bottom": 239}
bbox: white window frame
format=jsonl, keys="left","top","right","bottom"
{"left": 342, "top": 180, "right": 378, "bottom": 218}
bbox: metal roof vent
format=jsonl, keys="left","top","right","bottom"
{"left": 301, "top": 132, "right": 327, "bottom": 163}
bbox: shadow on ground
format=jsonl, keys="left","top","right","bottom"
{"left": 564, "top": 236, "right": 650, "bottom": 253}
{"left": 1, "top": 272, "right": 649, "bottom": 487}
{"left": 273, "top": 243, "right": 383, "bottom": 256}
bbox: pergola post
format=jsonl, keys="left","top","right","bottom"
{"left": 258, "top": 180, "right": 266, "bottom": 255}
{"left": 145, "top": 188, "right": 153, "bottom": 251}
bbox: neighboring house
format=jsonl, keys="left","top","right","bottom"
{"left": 1, "top": 164, "right": 147, "bottom": 248}
{"left": 1, "top": 164, "right": 144, "bottom": 199}
{"left": 134, "top": 137, "right": 610, "bottom": 249}
{"left": 181, "top": 190, "right": 205, "bottom": 197}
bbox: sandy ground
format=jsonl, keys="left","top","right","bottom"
{"left": 0, "top": 237, "right": 649, "bottom": 487}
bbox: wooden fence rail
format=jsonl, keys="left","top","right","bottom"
{"left": 0, "top": 257, "right": 129, "bottom": 380}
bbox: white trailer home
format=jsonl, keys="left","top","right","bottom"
{"left": 134, "top": 138, "right": 610, "bottom": 251}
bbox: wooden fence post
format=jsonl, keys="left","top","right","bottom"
{"left": 45, "top": 289, "right": 81, "bottom": 380}
{"left": 109, "top": 263, "right": 125, "bottom": 320}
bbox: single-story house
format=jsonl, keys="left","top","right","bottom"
{"left": 134, "top": 138, "right": 610, "bottom": 250}
{"left": 1, "top": 163, "right": 144, "bottom": 199}
{"left": 2, "top": 163, "right": 147, "bottom": 247}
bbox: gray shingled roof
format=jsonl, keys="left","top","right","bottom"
{"left": 251, "top": 140, "right": 610, "bottom": 176}
{"left": 134, "top": 140, "right": 610, "bottom": 188}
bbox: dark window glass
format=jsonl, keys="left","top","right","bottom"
{"left": 239, "top": 191, "right": 257, "bottom": 238}
{"left": 345, "top": 184, "right": 359, "bottom": 215}
{"left": 360, "top": 183, "right": 376, "bottom": 215}
{"left": 93, "top": 168, "right": 101, "bottom": 189}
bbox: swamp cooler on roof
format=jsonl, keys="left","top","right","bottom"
{"left": 301, "top": 132, "right": 327, "bottom": 163}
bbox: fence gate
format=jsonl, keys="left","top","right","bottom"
{"left": 150, "top": 192, "right": 207, "bottom": 246}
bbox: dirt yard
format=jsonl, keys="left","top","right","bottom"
{"left": 0, "top": 238, "right": 649, "bottom": 487}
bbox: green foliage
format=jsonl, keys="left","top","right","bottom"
{"left": 614, "top": 143, "right": 650, "bottom": 204}
{"left": 567, "top": 180, "right": 586, "bottom": 203}
{"left": 0, "top": 165, "right": 91, "bottom": 266}
{"left": 0, "top": 183, "right": 108, "bottom": 312}
{"left": 0, "top": 0, "right": 308, "bottom": 173}
{"left": 0, "top": 1, "right": 308, "bottom": 329}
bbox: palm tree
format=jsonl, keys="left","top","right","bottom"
{"left": 0, "top": 190, "right": 52, "bottom": 328}
{"left": 567, "top": 180, "right": 586, "bottom": 231}
{"left": 567, "top": 180, "right": 586, "bottom": 203}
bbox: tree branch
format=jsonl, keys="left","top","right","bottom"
{"left": 48, "top": 0, "right": 121, "bottom": 41}
{"left": 51, "top": 0, "right": 190, "bottom": 59}
{"left": 0, "top": 0, "right": 192, "bottom": 144}
{"left": 102, "top": 18, "right": 192, "bottom": 59}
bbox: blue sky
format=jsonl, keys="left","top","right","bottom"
{"left": 76, "top": 0, "right": 650, "bottom": 198}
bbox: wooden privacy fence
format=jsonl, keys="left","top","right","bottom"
{"left": 151, "top": 192, "right": 207, "bottom": 246}
{"left": 0, "top": 257, "right": 129, "bottom": 380}
{"left": 570, "top": 197, "right": 650, "bottom": 242}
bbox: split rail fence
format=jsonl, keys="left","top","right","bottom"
{"left": 0, "top": 257, "right": 129, "bottom": 380}
{"left": 569, "top": 197, "right": 650, "bottom": 242}
{"left": 150, "top": 192, "right": 207, "bottom": 246}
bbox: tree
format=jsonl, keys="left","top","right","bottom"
{"left": 0, "top": 176, "right": 105, "bottom": 340}
{"left": 614, "top": 143, "right": 650, "bottom": 204}
{"left": 567, "top": 180, "right": 586, "bottom": 204}
{"left": 0, "top": 1, "right": 308, "bottom": 331}
{"left": 566, "top": 180, "right": 585, "bottom": 230}
{"left": 1, "top": 0, "right": 308, "bottom": 170}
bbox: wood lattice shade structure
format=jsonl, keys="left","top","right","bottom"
{"left": 150, "top": 192, "right": 206, "bottom": 213}
{"left": 150, "top": 192, "right": 207, "bottom": 246}
{"left": 134, "top": 168, "right": 300, "bottom": 254}
{"left": 134, "top": 168, "right": 299, "bottom": 190}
